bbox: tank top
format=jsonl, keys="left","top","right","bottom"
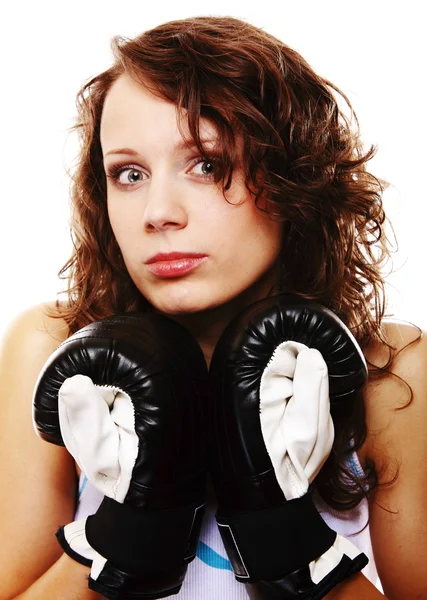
{"left": 74, "top": 452, "right": 379, "bottom": 598}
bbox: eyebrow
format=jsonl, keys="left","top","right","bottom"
{"left": 104, "top": 138, "right": 218, "bottom": 158}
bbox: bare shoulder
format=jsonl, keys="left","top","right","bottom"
{"left": 361, "top": 318, "right": 426, "bottom": 470}
{"left": 0, "top": 299, "right": 71, "bottom": 452}
{"left": 0, "top": 301, "right": 69, "bottom": 359}
{"left": 0, "top": 300, "right": 70, "bottom": 426}
{"left": 0, "top": 301, "right": 71, "bottom": 440}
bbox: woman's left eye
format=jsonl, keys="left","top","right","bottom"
{"left": 190, "top": 158, "right": 216, "bottom": 179}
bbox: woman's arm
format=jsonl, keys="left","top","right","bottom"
{"left": 0, "top": 305, "right": 102, "bottom": 599}
{"left": 321, "top": 321, "right": 427, "bottom": 600}
{"left": 14, "top": 555, "right": 100, "bottom": 600}
{"left": 324, "top": 573, "right": 389, "bottom": 599}
{"left": 362, "top": 321, "right": 427, "bottom": 600}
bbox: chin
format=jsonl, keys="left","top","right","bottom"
{"left": 141, "top": 277, "right": 272, "bottom": 319}
{"left": 148, "top": 295, "right": 210, "bottom": 316}
{"left": 143, "top": 282, "right": 221, "bottom": 316}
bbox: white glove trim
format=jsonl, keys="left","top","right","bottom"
{"left": 309, "top": 533, "right": 363, "bottom": 584}
{"left": 63, "top": 519, "right": 106, "bottom": 574}
{"left": 259, "top": 342, "right": 334, "bottom": 500}
{"left": 59, "top": 375, "right": 138, "bottom": 503}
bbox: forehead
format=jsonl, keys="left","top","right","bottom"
{"left": 100, "top": 74, "right": 218, "bottom": 152}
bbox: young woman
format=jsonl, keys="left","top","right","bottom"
{"left": 0, "top": 15, "right": 425, "bottom": 600}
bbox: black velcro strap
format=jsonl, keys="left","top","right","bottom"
{"left": 245, "top": 552, "right": 369, "bottom": 599}
{"left": 89, "top": 563, "right": 186, "bottom": 600}
{"left": 86, "top": 497, "right": 204, "bottom": 573}
{"left": 217, "top": 494, "right": 336, "bottom": 581}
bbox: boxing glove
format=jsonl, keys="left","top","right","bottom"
{"left": 209, "top": 294, "right": 369, "bottom": 599}
{"left": 33, "top": 313, "right": 208, "bottom": 600}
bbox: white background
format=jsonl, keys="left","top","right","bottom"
{"left": 0, "top": 0, "right": 425, "bottom": 339}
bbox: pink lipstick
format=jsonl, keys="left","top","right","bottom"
{"left": 145, "top": 252, "right": 208, "bottom": 278}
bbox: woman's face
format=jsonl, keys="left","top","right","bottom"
{"left": 101, "top": 74, "right": 283, "bottom": 315}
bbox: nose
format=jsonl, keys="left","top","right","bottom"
{"left": 142, "top": 176, "right": 188, "bottom": 233}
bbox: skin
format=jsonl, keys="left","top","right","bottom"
{"left": 0, "top": 74, "right": 426, "bottom": 599}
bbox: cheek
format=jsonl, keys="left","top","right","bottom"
{"left": 234, "top": 207, "right": 283, "bottom": 260}
{"left": 107, "top": 201, "right": 136, "bottom": 251}
{"left": 107, "top": 201, "right": 121, "bottom": 238}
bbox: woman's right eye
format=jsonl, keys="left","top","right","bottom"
{"left": 107, "top": 165, "right": 146, "bottom": 189}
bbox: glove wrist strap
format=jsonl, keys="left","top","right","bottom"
{"left": 217, "top": 494, "right": 335, "bottom": 581}
{"left": 86, "top": 496, "right": 205, "bottom": 573}
{"left": 88, "top": 563, "right": 187, "bottom": 600}
{"left": 244, "top": 553, "right": 369, "bottom": 600}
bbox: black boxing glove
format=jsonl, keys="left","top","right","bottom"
{"left": 209, "top": 294, "right": 369, "bottom": 600}
{"left": 33, "top": 313, "right": 208, "bottom": 600}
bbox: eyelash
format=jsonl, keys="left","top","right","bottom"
{"left": 106, "top": 157, "right": 217, "bottom": 190}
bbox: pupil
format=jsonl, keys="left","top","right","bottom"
{"left": 129, "top": 170, "right": 140, "bottom": 182}
{"left": 202, "top": 161, "right": 214, "bottom": 175}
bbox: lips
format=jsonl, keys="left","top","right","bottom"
{"left": 145, "top": 252, "right": 208, "bottom": 278}
{"left": 145, "top": 252, "right": 207, "bottom": 265}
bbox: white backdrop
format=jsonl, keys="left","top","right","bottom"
{"left": 1, "top": 0, "right": 425, "bottom": 339}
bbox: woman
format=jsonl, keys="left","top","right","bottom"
{"left": 0, "top": 15, "right": 425, "bottom": 600}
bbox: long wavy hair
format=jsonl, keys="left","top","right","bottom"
{"left": 55, "top": 16, "right": 414, "bottom": 510}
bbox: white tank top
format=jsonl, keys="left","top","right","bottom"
{"left": 74, "top": 452, "right": 379, "bottom": 598}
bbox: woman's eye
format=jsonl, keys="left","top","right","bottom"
{"left": 107, "top": 165, "right": 146, "bottom": 188}
{"left": 117, "top": 168, "right": 146, "bottom": 185}
{"left": 191, "top": 159, "right": 216, "bottom": 178}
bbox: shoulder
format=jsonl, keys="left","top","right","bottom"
{"left": 361, "top": 318, "right": 426, "bottom": 472}
{"left": 0, "top": 301, "right": 70, "bottom": 366}
{"left": 0, "top": 301, "right": 70, "bottom": 421}
{"left": 363, "top": 318, "right": 424, "bottom": 375}
{"left": 0, "top": 299, "right": 71, "bottom": 429}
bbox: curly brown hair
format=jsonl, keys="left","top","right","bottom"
{"left": 56, "top": 15, "right": 409, "bottom": 510}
